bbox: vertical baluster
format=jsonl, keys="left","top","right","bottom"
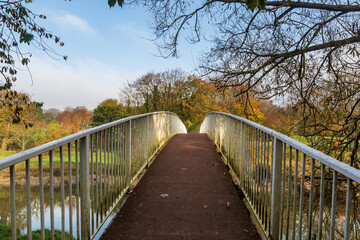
{"left": 248, "top": 126, "right": 251, "bottom": 198}
{"left": 99, "top": 131, "right": 103, "bottom": 222}
{"left": 118, "top": 125, "right": 122, "bottom": 191}
{"left": 90, "top": 134, "right": 94, "bottom": 234}
{"left": 253, "top": 127, "right": 256, "bottom": 205}
{"left": 270, "top": 137, "right": 283, "bottom": 240}
{"left": 255, "top": 129, "right": 259, "bottom": 214}
{"left": 116, "top": 125, "right": 120, "bottom": 198}
{"left": 246, "top": 126, "right": 250, "bottom": 197}
{"left": 317, "top": 163, "right": 325, "bottom": 240}
{"left": 114, "top": 126, "right": 117, "bottom": 202}
{"left": 251, "top": 127, "right": 254, "bottom": 204}
{"left": 109, "top": 127, "right": 112, "bottom": 207}
{"left": 292, "top": 149, "right": 299, "bottom": 240}
{"left": 110, "top": 127, "right": 113, "bottom": 206}
{"left": 39, "top": 154, "right": 45, "bottom": 240}
{"left": 125, "top": 120, "right": 132, "bottom": 188}
{"left": 60, "top": 146, "right": 65, "bottom": 240}
{"left": 256, "top": 130, "right": 261, "bottom": 215}
{"left": 95, "top": 132, "right": 99, "bottom": 228}
{"left": 108, "top": 127, "right": 111, "bottom": 209}
{"left": 344, "top": 178, "right": 352, "bottom": 240}
{"left": 111, "top": 127, "right": 114, "bottom": 205}
{"left": 260, "top": 132, "right": 265, "bottom": 226}
{"left": 49, "top": 150, "right": 55, "bottom": 240}
{"left": 121, "top": 124, "right": 124, "bottom": 190}
{"left": 10, "top": 165, "right": 16, "bottom": 240}
{"left": 307, "top": 158, "right": 315, "bottom": 240}
{"left": 68, "top": 143, "right": 73, "bottom": 239}
{"left": 75, "top": 140, "right": 80, "bottom": 239}
{"left": 104, "top": 128, "right": 107, "bottom": 214}
{"left": 80, "top": 135, "right": 90, "bottom": 240}
{"left": 280, "top": 143, "right": 286, "bottom": 239}
{"left": 265, "top": 134, "right": 270, "bottom": 233}
{"left": 298, "top": 153, "right": 306, "bottom": 240}
{"left": 145, "top": 116, "right": 149, "bottom": 165}
{"left": 239, "top": 122, "right": 244, "bottom": 189}
{"left": 285, "top": 146, "right": 292, "bottom": 240}
{"left": 329, "top": 171, "right": 338, "bottom": 240}
{"left": 123, "top": 123, "right": 126, "bottom": 189}
{"left": 227, "top": 117, "right": 230, "bottom": 162}
{"left": 26, "top": 159, "right": 32, "bottom": 240}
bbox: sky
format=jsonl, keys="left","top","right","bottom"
{"left": 13, "top": 0, "right": 208, "bottom": 110}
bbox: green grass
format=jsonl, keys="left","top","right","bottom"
{"left": 0, "top": 150, "right": 17, "bottom": 159}
{"left": 0, "top": 224, "right": 70, "bottom": 240}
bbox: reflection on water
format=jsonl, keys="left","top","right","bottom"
{"left": 0, "top": 185, "right": 79, "bottom": 235}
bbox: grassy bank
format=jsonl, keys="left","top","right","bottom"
{"left": 0, "top": 224, "right": 70, "bottom": 240}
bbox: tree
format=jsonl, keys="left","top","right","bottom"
{"left": 0, "top": 90, "right": 42, "bottom": 150}
{"left": 46, "top": 121, "right": 62, "bottom": 141}
{"left": 115, "top": 1, "right": 360, "bottom": 166}
{"left": 121, "top": 1, "right": 360, "bottom": 95}
{"left": 56, "top": 106, "right": 91, "bottom": 134}
{"left": 121, "top": 69, "right": 190, "bottom": 113}
{"left": 120, "top": 70, "right": 264, "bottom": 132}
{"left": 0, "top": 0, "right": 66, "bottom": 90}
{"left": 182, "top": 76, "right": 264, "bottom": 131}
{"left": 91, "top": 99, "right": 126, "bottom": 126}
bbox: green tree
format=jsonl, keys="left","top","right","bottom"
{"left": 91, "top": 99, "right": 126, "bottom": 126}
{"left": 9, "top": 124, "right": 32, "bottom": 150}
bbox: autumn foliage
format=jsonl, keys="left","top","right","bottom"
{"left": 0, "top": 90, "right": 91, "bottom": 151}
{"left": 118, "top": 70, "right": 266, "bottom": 132}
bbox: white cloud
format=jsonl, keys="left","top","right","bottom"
{"left": 115, "top": 23, "right": 150, "bottom": 38}
{"left": 13, "top": 57, "right": 140, "bottom": 110}
{"left": 55, "top": 14, "right": 95, "bottom": 35}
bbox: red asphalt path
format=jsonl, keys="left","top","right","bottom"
{"left": 100, "top": 133, "right": 259, "bottom": 240}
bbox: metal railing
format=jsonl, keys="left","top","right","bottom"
{"left": 200, "top": 112, "right": 360, "bottom": 240}
{"left": 0, "top": 111, "right": 186, "bottom": 240}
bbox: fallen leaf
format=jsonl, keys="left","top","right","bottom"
{"left": 203, "top": 204, "right": 208, "bottom": 209}
{"left": 160, "top": 193, "right": 169, "bottom": 198}
{"left": 226, "top": 202, "right": 230, "bottom": 208}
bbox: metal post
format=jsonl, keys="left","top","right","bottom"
{"left": 125, "top": 120, "right": 132, "bottom": 187}
{"left": 80, "top": 135, "right": 90, "bottom": 240}
{"left": 270, "top": 137, "right": 283, "bottom": 240}
{"left": 240, "top": 122, "right": 244, "bottom": 187}
{"left": 227, "top": 117, "right": 230, "bottom": 161}
{"left": 145, "top": 116, "right": 149, "bottom": 165}
{"left": 10, "top": 165, "right": 16, "bottom": 240}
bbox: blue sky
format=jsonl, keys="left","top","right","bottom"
{"left": 13, "top": 0, "right": 208, "bottom": 110}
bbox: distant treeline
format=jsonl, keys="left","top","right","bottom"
{"left": 0, "top": 69, "right": 290, "bottom": 153}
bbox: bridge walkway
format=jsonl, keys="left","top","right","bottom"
{"left": 100, "top": 133, "right": 259, "bottom": 240}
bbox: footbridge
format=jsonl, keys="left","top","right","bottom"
{"left": 0, "top": 112, "right": 359, "bottom": 239}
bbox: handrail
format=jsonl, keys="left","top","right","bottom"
{"left": 0, "top": 111, "right": 187, "bottom": 240}
{"left": 200, "top": 112, "right": 360, "bottom": 240}
{"left": 203, "top": 112, "right": 360, "bottom": 183}
{"left": 0, "top": 111, "right": 179, "bottom": 170}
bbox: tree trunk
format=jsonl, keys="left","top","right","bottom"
{"left": 1, "top": 122, "right": 11, "bottom": 151}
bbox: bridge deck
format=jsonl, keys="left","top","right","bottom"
{"left": 100, "top": 133, "right": 259, "bottom": 240}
